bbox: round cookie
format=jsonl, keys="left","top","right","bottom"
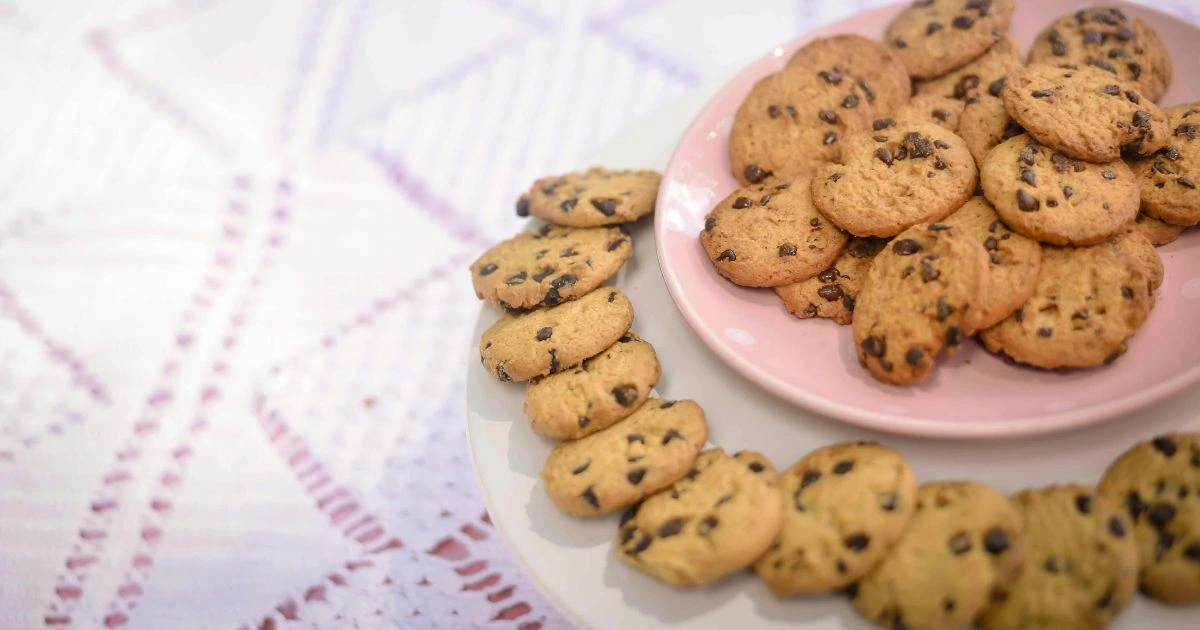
{"left": 980, "top": 134, "right": 1139, "bottom": 246}
{"left": 730, "top": 65, "right": 873, "bottom": 186}
{"left": 852, "top": 223, "right": 989, "bottom": 385}
{"left": 979, "top": 243, "right": 1151, "bottom": 369}
{"left": 787, "top": 34, "right": 911, "bottom": 117}
{"left": 616, "top": 449, "right": 784, "bottom": 586}
{"left": 1002, "top": 63, "right": 1169, "bottom": 162}
{"left": 1098, "top": 433, "right": 1200, "bottom": 605}
{"left": 1027, "top": 7, "right": 1172, "bottom": 103}
{"left": 1131, "top": 212, "right": 1186, "bottom": 247}
{"left": 978, "top": 485, "right": 1139, "bottom": 630}
{"left": 1109, "top": 228, "right": 1163, "bottom": 292}
{"left": 470, "top": 225, "right": 633, "bottom": 311}
{"left": 527, "top": 167, "right": 661, "bottom": 227}
{"left": 700, "top": 179, "right": 848, "bottom": 287}
{"left": 915, "top": 34, "right": 1022, "bottom": 101}
{"left": 851, "top": 481, "right": 1025, "bottom": 630}
{"left": 890, "top": 94, "right": 965, "bottom": 131}
{"left": 958, "top": 94, "right": 1025, "bottom": 166}
{"left": 1133, "top": 103, "right": 1200, "bottom": 226}
{"left": 940, "top": 197, "right": 1042, "bottom": 329}
{"left": 524, "top": 333, "right": 660, "bottom": 441}
{"left": 541, "top": 398, "right": 707, "bottom": 517}
{"left": 480, "top": 288, "right": 633, "bottom": 382}
{"left": 754, "top": 442, "right": 918, "bottom": 595}
{"left": 812, "top": 121, "right": 978, "bottom": 237}
{"left": 884, "top": 0, "right": 1015, "bottom": 80}
{"left": 775, "top": 237, "right": 889, "bottom": 325}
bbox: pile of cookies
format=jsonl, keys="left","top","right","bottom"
{"left": 471, "top": 165, "right": 1199, "bottom": 627}
{"left": 704, "top": 2, "right": 1197, "bottom": 385}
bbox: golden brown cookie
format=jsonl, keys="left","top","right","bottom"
{"left": 884, "top": 0, "right": 1015, "bottom": 80}
{"left": 787, "top": 34, "right": 911, "bottom": 116}
{"left": 891, "top": 94, "right": 965, "bottom": 131}
{"left": 775, "top": 237, "right": 889, "bottom": 325}
{"left": 1130, "top": 212, "right": 1186, "bottom": 247}
{"left": 527, "top": 167, "right": 660, "bottom": 227}
{"left": 1132, "top": 103, "right": 1200, "bottom": 226}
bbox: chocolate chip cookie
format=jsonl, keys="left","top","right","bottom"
{"left": 885, "top": 0, "right": 1015, "bottom": 80}
{"left": 527, "top": 167, "right": 661, "bottom": 227}
{"left": 1027, "top": 7, "right": 1172, "bottom": 103}
{"left": 979, "top": 242, "right": 1151, "bottom": 369}
{"left": 1133, "top": 103, "right": 1200, "bottom": 226}
{"left": 787, "top": 34, "right": 912, "bottom": 117}
{"left": 730, "top": 65, "right": 874, "bottom": 186}
{"left": 616, "top": 449, "right": 784, "bottom": 586}
{"left": 812, "top": 121, "right": 978, "bottom": 237}
{"left": 914, "top": 34, "right": 1022, "bottom": 102}
{"left": 1131, "top": 212, "right": 1186, "bottom": 247}
{"left": 940, "top": 197, "right": 1042, "bottom": 329}
{"left": 1098, "top": 433, "right": 1200, "bottom": 605}
{"left": 1002, "top": 63, "right": 1168, "bottom": 162}
{"left": 958, "top": 94, "right": 1025, "bottom": 166}
{"left": 891, "top": 94, "right": 965, "bottom": 131}
{"left": 775, "top": 237, "right": 889, "bottom": 325}
{"left": 1110, "top": 228, "right": 1163, "bottom": 292}
{"left": 852, "top": 223, "right": 989, "bottom": 385}
{"left": 851, "top": 481, "right": 1025, "bottom": 630}
{"left": 755, "top": 442, "right": 918, "bottom": 595}
{"left": 700, "top": 179, "right": 848, "bottom": 287}
{"left": 978, "top": 485, "right": 1139, "bottom": 630}
{"left": 525, "top": 333, "right": 660, "bottom": 441}
{"left": 470, "top": 225, "right": 633, "bottom": 311}
{"left": 980, "top": 134, "right": 1139, "bottom": 245}
{"left": 542, "top": 398, "right": 707, "bottom": 517}
{"left": 480, "top": 288, "right": 633, "bottom": 382}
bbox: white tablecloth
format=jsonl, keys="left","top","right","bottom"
{"left": 2, "top": 1, "right": 1197, "bottom": 628}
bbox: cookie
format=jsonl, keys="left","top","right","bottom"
{"left": 958, "top": 94, "right": 1025, "bottom": 166}
{"left": 980, "top": 134, "right": 1139, "bottom": 245}
{"left": 1131, "top": 212, "right": 1186, "bottom": 247}
{"left": 1027, "top": 7, "right": 1172, "bottom": 103}
{"left": 616, "top": 449, "right": 784, "bottom": 586}
{"left": 700, "top": 179, "right": 848, "bottom": 287}
{"left": 480, "top": 288, "right": 633, "bottom": 382}
{"left": 775, "top": 237, "right": 889, "bottom": 325}
{"left": 730, "top": 65, "right": 874, "bottom": 186}
{"left": 542, "top": 398, "right": 707, "bottom": 517}
{"left": 470, "top": 225, "right": 633, "bottom": 312}
{"left": 891, "top": 94, "right": 965, "bottom": 131}
{"left": 979, "top": 243, "right": 1151, "bottom": 369}
{"left": 524, "top": 333, "right": 660, "bottom": 441}
{"left": 755, "top": 442, "right": 918, "bottom": 595}
{"left": 1109, "top": 228, "right": 1163, "bottom": 292}
{"left": 978, "top": 485, "right": 1139, "bottom": 630}
{"left": 914, "top": 34, "right": 1022, "bottom": 101}
{"left": 851, "top": 481, "right": 1025, "bottom": 630}
{"left": 1098, "top": 433, "right": 1200, "bottom": 605}
{"left": 787, "top": 34, "right": 912, "bottom": 116}
{"left": 884, "top": 0, "right": 1015, "bottom": 80}
{"left": 852, "top": 223, "right": 989, "bottom": 385}
{"left": 940, "top": 197, "right": 1042, "bottom": 329}
{"left": 812, "top": 121, "right": 978, "bottom": 237}
{"left": 526, "top": 167, "right": 661, "bottom": 227}
{"left": 1133, "top": 103, "right": 1200, "bottom": 226}
{"left": 1001, "top": 63, "right": 1168, "bottom": 162}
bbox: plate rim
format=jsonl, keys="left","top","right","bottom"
{"left": 653, "top": 0, "right": 1200, "bottom": 439}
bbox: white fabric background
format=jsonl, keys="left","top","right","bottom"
{"left": 1, "top": 1, "right": 1196, "bottom": 628}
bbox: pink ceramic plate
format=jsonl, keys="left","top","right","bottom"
{"left": 656, "top": 0, "right": 1200, "bottom": 438}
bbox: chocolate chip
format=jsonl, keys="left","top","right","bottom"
{"left": 1017, "top": 189, "right": 1040, "bottom": 212}
{"left": 629, "top": 532, "right": 652, "bottom": 554}
{"left": 845, "top": 534, "right": 870, "bottom": 551}
{"left": 777, "top": 243, "right": 798, "bottom": 257}
{"left": 893, "top": 239, "right": 921, "bottom": 255}
{"left": 1179, "top": 177, "right": 1196, "bottom": 189}
{"left": 1037, "top": 327, "right": 1053, "bottom": 337}
{"left": 785, "top": 105, "right": 798, "bottom": 120}
{"left": 988, "top": 77, "right": 1006, "bottom": 97}
{"left": 548, "top": 349, "right": 561, "bottom": 374}
{"left": 800, "top": 470, "right": 821, "bottom": 488}
{"left": 1116, "top": 25, "right": 1134, "bottom": 41}
{"left": 1132, "top": 110, "right": 1151, "bottom": 129}
{"left": 532, "top": 267, "right": 555, "bottom": 282}
{"left": 859, "top": 79, "right": 877, "bottom": 103}
{"left": 1125, "top": 90, "right": 1140, "bottom": 104}
{"left": 578, "top": 416, "right": 590, "bottom": 429}
{"left": 561, "top": 197, "right": 578, "bottom": 212}
{"left": 984, "top": 529, "right": 1010, "bottom": 554}
{"left": 833, "top": 460, "right": 854, "bottom": 475}
{"left": 810, "top": 217, "right": 821, "bottom": 228}
{"left": 1018, "top": 167, "right": 1038, "bottom": 187}
{"left": 818, "top": 68, "right": 842, "bottom": 85}
{"left": 905, "top": 347, "right": 924, "bottom": 366}
{"left": 1083, "top": 29, "right": 1104, "bottom": 45}
{"left": 658, "top": 518, "right": 684, "bottom": 538}
{"left": 952, "top": 15, "right": 974, "bottom": 29}
{"left": 803, "top": 304, "right": 818, "bottom": 317}
{"left": 767, "top": 104, "right": 781, "bottom": 118}
{"left": 842, "top": 583, "right": 859, "bottom": 598}
{"left": 842, "top": 94, "right": 859, "bottom": 109}
{"left": 819, "top": 109, "right": 839, "bottom": 124}
{"left": 936, "top": 297, "right": 952, "bottom": 322}
{"left": 818, "top": 268, "right": 839, "bottom": 282}
{"left": 1128, "top": 61, "right": 1141, "bottom": 79}
{"left": 571, "top": 460, "right": 589, "bottom": 474}
{"left": 478, "top": 263, "right": 498, "bottom": 276}
{"left": 1088, "top": 57, "right": 1117, "bottom": 74}
{"left": 504, "top": 271, "right": 527, "bottom": 286}
{"left": 873, "top": 118, "right": 896, "bottom": 131}
{"left": 1107, "top": 515, "right": 1126, "bottom": 537}
{"left": 1185, "top": 544, "right": 1200, "bottom": 562}
{"left": 1127, "top": 491, "right": 1147, "bottom": 521}
{"left": 627, "top": 468, "right": 646, "bottom": 485}
{"left": 1031, "top": 89, "right": 1053, "bottom": 98}
{"left": 921, "top": 259, "right": 940, "bottom": 283}
{"left": 732, "top": 196, "right": 752, "bottom": 209}
{"left": 1156, "top": 530, "right": 1175, "bottom": 560}
{"left": 946, "top": 327, "right": 964, "bottom": 347}
{"left": 926, "top": 21, "right": 943, "bottom": 35}
{"left": 823, "top": 130, "right": 838, "bottom": 145}
{"left": 892, "top": 37, "right": 907, "bottom": 48}
{"left": 878, "top": 493, "right": 898, "bottom": 511}
{"left": 697, "top": 516, "right": 719, "bottom": 535}
{"left": 744, "top": 164, "right": 769, "bottom": 183}
{"left": 948, "top": 532, "right": 972, "bottom": 554}
{"left": 934, "top": 139, "right": 950, "bottom": 150}
{"left": 1044, "top": 555, "right": 1071, "bottom": 573}
{"left": 876, "top": 147, "right": 894, "bottom": 166}
{"left": 516, "top": 196, "right": 530, "bottom": 216}
{"left": 606, "top": 237, "right": 627, "bottom": 252}
{"left": 1020, "top": 148, "right": 1037, "bottom": 165}
{"left": 817, "top": 284, "right": 844, "bottom": 301}
{"left": 1152, "top": 435, "right": 1177, "bottom": 456}
{"left": 535, "top": 326, "right": 553, "bottom": 342}
{"left": 591, "top": 198, "right": 619, "bottom": 216}
{"left": 1148, "top": 503, "right": 1176, "bottom": 528}
{"left": 952, "top": 75, "right": 980, "bottom": 99}
{"left": 1062, "top": 185, "right": 1074, "bottom": 200}
{"left": 661, "top": 429, "right": 685, "bottom": 446}
{"left": 1160, "top": 146, "right": 1182, "bottom": 161}
{"left": 1102, "top": 84, "right": 1120, "bottom": 95}
{"left": 581, "top": 486, "right": 599, "bottom": 508}
{"left": 717, "top": 249, "right": 736, "bottom": 262}
{"left": 704, "top": 216, "right": 716, "bottom": 231}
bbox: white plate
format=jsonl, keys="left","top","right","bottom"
{"left": 464, "top": 85, "right": 1200, "bottom": 629}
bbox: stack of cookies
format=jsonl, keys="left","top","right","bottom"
{"left": 705, "top": 2, "right": 1197, "bottom": 386}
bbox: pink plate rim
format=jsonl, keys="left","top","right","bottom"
{"left": 653, "top": 0, "right": 1200, "bottom": 439}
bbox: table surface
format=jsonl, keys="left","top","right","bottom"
{"left": 2, "top": 1, "right": 1198, "bottom": 629}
